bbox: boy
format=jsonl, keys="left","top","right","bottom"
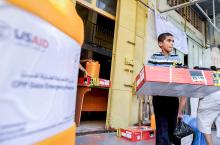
{"left": 197, "top": 66, "right": 220, "bottom": 145}
{"left": 147, "top": 33, "right": 186, "bottom": 145}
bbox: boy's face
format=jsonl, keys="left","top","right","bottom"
{"left": 159, "top": 36, "right": 174, "bottom": 54}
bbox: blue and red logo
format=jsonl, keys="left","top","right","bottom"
{"left": 14, "top": 29, "right": 49, "bottom": 48}
{"left": 0, "top": 20, "right": 49, "bottom": 49}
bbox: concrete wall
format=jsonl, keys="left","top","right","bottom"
{"left": 207, "top": 14, "right": 220, "bottom": 68}
{"left": 206, "top": 14, "right": 220, "bottom": 45}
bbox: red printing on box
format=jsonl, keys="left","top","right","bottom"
{"left": 120, "top": 126, "right": 155, "bottom": 142}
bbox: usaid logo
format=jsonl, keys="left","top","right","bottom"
{"left": 0, "top": 20, "right": 12, "bottom": 41}
{"left": 14, "top": 29, "right": 49, "bottom": 48}
{"left": 0, "top": 20, "right": 49, "bottom": 50}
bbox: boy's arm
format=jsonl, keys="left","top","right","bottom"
{"left": 178, "top": 96, "right": 187, "bottom": 119}
{"left": 177, "top": 55, "right": 186, "bottom": 118}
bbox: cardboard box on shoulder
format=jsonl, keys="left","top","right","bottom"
{"left": 136, "top": 66, "right": 220, "bottom": 98}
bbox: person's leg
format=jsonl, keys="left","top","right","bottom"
{"left": 153, "top": 97, "right": 170, "bottom": 145}
{"left": 198, "top": 105, "right": 218, "bottom": 145}
{"left": 204, "top": 134, "right": 213, "bottom": 145}
{"left": 190, "top": 98, "right": 199, "bottom": 118}
{"left": 154, "top": 111, "right": 170, "bottom": 145}
{"left": 198, "top": 112, "right": 215, "bottom": 145}
{"left": 215, "top": 114, "right": 220, "bottom": 138}
{"left": 168, "top": 98, "right": 179, "bottom": 144}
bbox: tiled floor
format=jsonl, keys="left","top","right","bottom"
{"left": 76, "top": 119, "right": 220, "bottom": 145}
{"left": 76, "top": 121, "right": 106, "bottom": 135}
{"left": 76, "top": 132, "right": 155, "bottom": 145}
{"left": 76, "top": 131, "right": 220, "bottom": 145}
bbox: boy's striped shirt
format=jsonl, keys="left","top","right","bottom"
{"left": 148, "top": 52, "right": 182, "bottom": 67}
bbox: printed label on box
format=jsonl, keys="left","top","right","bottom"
{"left": 189, "top": 70, "right": 205, "bottom": 82}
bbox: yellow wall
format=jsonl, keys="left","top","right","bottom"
{"left": 73, "top": 0, "right": 148, "bottom": 129}
{"left": 106, "top": 0, "right": 148, "bottom": 129}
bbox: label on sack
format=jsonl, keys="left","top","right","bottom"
{"left": 0, "top": 1, "right": 81, "bottom": 145}
{"left": 181, "top": 134, "right": 194, "bottom": 145}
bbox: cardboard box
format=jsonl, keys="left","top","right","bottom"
{"left": 119, "top": 126, "right": 155, "bottom": 142}
{"left": 136, "top": 66, "right": 220, "bottom": 98}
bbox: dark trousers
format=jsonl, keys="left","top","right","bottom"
{"left": 153, "top": 96, "right": 179, "bottom": 145}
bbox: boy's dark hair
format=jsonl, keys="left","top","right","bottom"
{"left": 158, "top": 33, "right": 173, "bottom": 43}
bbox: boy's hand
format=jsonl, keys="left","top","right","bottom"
{"left": 177, "top": 96, "right": 186, "bottom": 121}
{"left": 177, "top": 112, "right": 183, "bottom": 119}
{"left": 177, "top": 112, "right": 183, "bottom": 123}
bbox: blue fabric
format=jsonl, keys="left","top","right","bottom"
{"left": 183, "top": 115, "right": 207, "bottom": 145}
